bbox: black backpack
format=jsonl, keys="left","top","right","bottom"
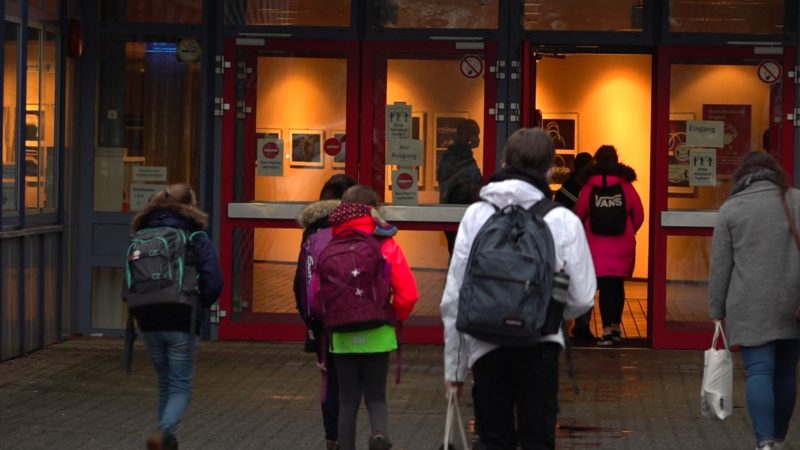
{"left": 588, "top": 175, "right": 627, "bottom": 235}
{"left": 456, "top": 199, "right": 559, "bottom": 347}
{"left": 123, "top": 226, "right": 200, "bottom": 308}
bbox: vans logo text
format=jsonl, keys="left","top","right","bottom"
{"left": 594, "top": 195, "right": 623, "bottom": 207}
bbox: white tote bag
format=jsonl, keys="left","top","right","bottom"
{"left": 441, "top": 387, "right": 469, "bottom": 450}
{"left": 701, "top": 322, "right": 733, "bottom": 420}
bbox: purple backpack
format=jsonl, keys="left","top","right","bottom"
{"left": 313, "top": 229, "right": 394, "bottom": 331}
{"left": 302, "top": 227, "right": 333, "bottom": 320}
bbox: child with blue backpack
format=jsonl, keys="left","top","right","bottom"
{"left": 311, "top": 185, "right": 419, "bottom": 450}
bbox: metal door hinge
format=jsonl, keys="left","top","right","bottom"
{"left": 215, "top": 55, "right": 231, "bottom": 74}
{"left": 789, "top": 66, "right": 799, "bottom": 84}
{"left": 509, "top": 103, "right": 520, "bottom": 123}
{"left": 489, "top": 60, "right": 506, "bottom": 79}
{"left": 489, "top": 102, "right": 506, "bottom": 122}
{"left": 209, "top": 304, "right": 228, "bottom": 324}
{"left": 214, "top": 97, "right": 230, "bottom": 116}
{"left": 237, "top": 62, "right": 253, "bottom": 80}
{"left": 236, "top": 100, "right": 252, "bottom": 119}
{"left": 510, "top": 60, "right": 521, "bottom": 80}
{"left": 789, "top": 108, "right": 800, "bottom": 126}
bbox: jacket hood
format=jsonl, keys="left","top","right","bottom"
{"left": 132, "top": 202, "right": 208, "bottom": 232}
{"left": 582, "top": 163, "right": 637, "bottom": 186}
{"left": 479, "top": 178, "right": 546, "bottom": 208}
{"left": 296, "top": 200, "right": 340, "bottom": 229}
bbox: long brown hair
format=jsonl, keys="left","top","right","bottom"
{"left": 732, "top": 151, "right": 788, "bottom": 192}
{"left": 131, "top": 183, "right": 208, "bottom": 231}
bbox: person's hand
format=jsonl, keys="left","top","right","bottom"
{"left": 445, "top": 381, "right": 463, "bottom": 399}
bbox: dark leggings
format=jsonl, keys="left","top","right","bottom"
{"left": 597, "top": 276, "right": 625, "bottom": 328}
{"left": 321, "top": 355, "right": 339, "bottom": 441}
{"left": 334, "top": 352, "right": 390, "bottom": 450}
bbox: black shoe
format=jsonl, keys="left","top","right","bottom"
{"left": 611, "top": 329, "right": 622, "bottom": 342}
{"left": 597, "top": 334, "right": 614, "bottom": 347}
{"left": 571, "top": 326, "right": 595, "bottom": 341}
{"left": 368, "top": 433, "right": 393, "bottom": 450}
{"left": 146, "top": 429, "right": 178, "bottom": 450}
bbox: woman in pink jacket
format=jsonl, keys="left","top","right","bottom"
{"left": 575, "top": 145, "right": 644, "bottom": 347}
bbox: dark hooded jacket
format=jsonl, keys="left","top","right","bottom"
{"left": 130, "top": 203, "right": 223, "bottom": 334}
{"left": 575, "top": 163, "right": 644, "bottom": 277}
{"left": 437, "top": 141, "right": 482, "bottom": 204}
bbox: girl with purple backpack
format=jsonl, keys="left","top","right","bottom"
{"left": 313, "top": 184, "right": 419, "bottom": 450}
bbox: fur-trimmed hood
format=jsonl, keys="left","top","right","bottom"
{"left": 296, "top": 200, "right": 341, "bottom": 229}
{"left": 132, "top": 202, "right": 208, "bottom": 232}
{"left": 581, "top": 163, "right": 637, "bottom": 183}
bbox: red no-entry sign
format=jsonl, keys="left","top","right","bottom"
{"left": 261, "top": 141, "right": 279, "bottom": 159}
{"left": 324, "top": 137, "right": 342, "bottom": 156}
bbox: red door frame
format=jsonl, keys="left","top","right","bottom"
{"left": 218, "top": 38, "right": 361, "bottom": 341}
{"left": 359, "top": 40, "right": 498, "bottom": 343}
{"left": 650, "top": 45, "right": 796, "bottom": 349}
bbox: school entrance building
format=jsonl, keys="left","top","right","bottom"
{"left": 2, "top": 1, "right": 799, "bottom": 360}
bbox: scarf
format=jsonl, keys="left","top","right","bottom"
{"left": 488, "top": 166, "right": 552, "bottom": 198}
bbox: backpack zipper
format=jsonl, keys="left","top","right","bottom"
{"left": 475, "top": 274, "right": 536, "bottom": 294}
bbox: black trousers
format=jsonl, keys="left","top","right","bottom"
{"left": 597, "top": 276, "right": 625, "bottom": 328}
{"left": 471, "top": 344, "right": 561, "bottom": 450}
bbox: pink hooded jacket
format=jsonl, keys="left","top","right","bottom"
{"left": 575, "top": 165, "right": 644, "bottom": 277}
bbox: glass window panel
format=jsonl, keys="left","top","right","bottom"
{"left": 665, "top": 235, "right": 712, "bottom": 333}
{"left": 25, "top": 27, "right": 44, "bottom": 212}
{"left": 383, "top": 58, "right": 485, "bottom": 205}
{"left": 91, "top": 267, "right": 125, "bottom": 329}
{"left": 23, "top": 236, "right": 41, "bottom": 353}
{"left": 376, "top": 0, "right": 498, "bottom": 29}
{"left": 43, "top": 233, "right": 58, "bottom": 344}
{"left": 524, "top": 0, "right": 643, "bottom": 32}
{"left": 100, "top": 0, "right": 202, "bottom": 24}
{"left": 29, "top": 0, "right": 46, "bottom": 21}
{"left": 667, "top": 62, "right": 773, "bottom": 211}
{"left": 42, "top": 32, "right": 57, "bottom": 210}
{"left": 231, "top": 227, "right": 449, "bottom": 325}
{"left": 2, "top": 239, "right": 20, "bottom": 361}
{"left": 6, "top": 0, "right": 21, "bottom": 17}
{"left": 45, "top": 0, "right": 60, "bottom": 22}
{"left": 668, "top": 0, "right": 785, "bottom": 35}
{"left": 253, "top": 56, "right": 347, "bottom": 202}
{"left": 3, "top": 22, "right": 19, "bottom": 214}
{"left": 95, "top": 40, "right": 201, "bottom": 212}
{"left": 225, "top": 0, "right": 351, "bottom": 26}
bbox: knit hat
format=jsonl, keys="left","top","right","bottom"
{"left": 328, "top": 202, "right": 374, "bottom": 227}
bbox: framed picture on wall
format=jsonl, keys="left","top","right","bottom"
{"left": 542, "top": 113, "right": 577, "bottom": 151}
{"left": 434, "top": 112, "right": 469, "bottom": 149}
{"left": 550, "top": 151, "right": 575, "bottom": 185}
{"left": 667, "top": 112, "right": 697, "bottom": 198}
{"left": 289, "top": 130, "right": 324, "bottom": 168}
{"left": 412, "top": 111, "right": 426, "bottom": 142}
{"left": 331, "top": 131, "right": 346, "bottom": 169}
{"left": 256, "top": 128, "right": 282, "bottom": 141}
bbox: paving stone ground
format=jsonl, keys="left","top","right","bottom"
{"left": 0, "top": 337, "right": 797, "bottom": 449}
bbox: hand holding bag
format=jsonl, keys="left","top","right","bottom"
{"left": 439, "top": 386, "right": 469, "bottom": 450}
{"left": 701, "top": 321, "right": 733, "bottom": 420}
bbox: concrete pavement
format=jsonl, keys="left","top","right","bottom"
{"left": 0, "top": 337, "right": 796, "bottom": 449}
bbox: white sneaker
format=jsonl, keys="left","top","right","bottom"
{"left": 756, "top": 443, "right": 774, "bottom": 450}
{"left": 773, "top": 442, "right": 784, "bottom": 450}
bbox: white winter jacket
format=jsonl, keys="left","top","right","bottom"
{"left": 441, "top": 179, "right": 596, "bottom": 383}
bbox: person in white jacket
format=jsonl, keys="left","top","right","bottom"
{"left": 441, "top": 127, "right": 596, "bottom": 450}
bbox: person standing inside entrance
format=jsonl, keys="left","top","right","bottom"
{"left": 554, "top": 151, "right": 595, "bottom": 341}
{"left": 709, "top": 151, "right": 800, "bottom": 450}
{"left": 436, "top": 118, "right": 483, "bottom": 258}
{"left": 575, "top": 145, "right": 644, "bottom": 347}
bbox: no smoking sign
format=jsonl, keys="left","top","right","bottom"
{"left": 460, "top": 55, "right": 484, "bottom": 79}
{"left": 757, "top": 60, "right": 782, "bottom": 84}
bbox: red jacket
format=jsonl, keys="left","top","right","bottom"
{"left": 575, "top": 172, "right": 644, "bottom": 277}
{"left": 331, "top": 215, "right": 419, "bottom": 320}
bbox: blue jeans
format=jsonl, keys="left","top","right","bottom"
{"left": 142, "top": 331, "right": 199, "bottom": 434}
{"left": 740, "top": 339, "right": 800, "bottom": 445}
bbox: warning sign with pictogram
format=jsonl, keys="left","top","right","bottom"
{"left": 757, "top": 60, "right": 782, "bottom": 84}
{"left": 257, "top": 137, "right": 283, "bottom": 176}
{"left": 460, "top": 55, "right": 484, "bottom": 79}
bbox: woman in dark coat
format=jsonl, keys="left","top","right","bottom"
{"left": 130, "top": 183, "right": 223, "bottom": 450}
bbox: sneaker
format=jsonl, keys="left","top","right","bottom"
{"left": 368, "top": 433, "right": 393, "bottom": 450}
{"left": 756, "top": 442, "right": 775, "bottom": 450}
{"left": 146, "top": 429, "right": 178, "bottom": 450}
{"left": 610, "top": 329, "right": 622, "bottom": 342}
{"left": 326, "top": 439, "right": 339, "bottom": 450}
{"left": 597, "top": 334, "right": 614, "bottom": 347}
{"left": 571, "top": 326, "right": 594, "bottom": 341}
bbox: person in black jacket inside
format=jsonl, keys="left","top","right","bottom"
{"left": 130, "top": 183, "right": 223, "bottom": 450}
{"left": 436, "top": 119, "right": 483, "bottom": 258}
{"left": 293, "top": 174, "right": 357, "bottom": 450}
{"left": 553, "top": 152, "right": 595, "bottom": 341}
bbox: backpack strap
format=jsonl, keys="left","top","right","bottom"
{"left": 528, "top": 198, "right": 559, "bottom": 219}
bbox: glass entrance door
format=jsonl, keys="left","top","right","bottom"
{"left": 651, "top": 46, "right": 796, "bottom": 349}
{"left": 218, "top": 38, "right": 360, "bottom": 340}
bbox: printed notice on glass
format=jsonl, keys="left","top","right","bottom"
{"left": 132, "top": 166, "right": 167, "bottom": 182}
{"left": 686, "top": 120, "right": 724, "bottom": 148}
{"left": 130, "top": 183, "right": 168, "bottom": 211}
{"left": 386, "top": 102, "right": 412, "bottom": 140}
{"left": 391, "top": 168, "right": 418, "bottom": 206}
{"left": 256, "top": 137, "right": 284, "bottom": 176}
{"left": 689, "top": 148, "right": 716, "bottom": 186}
{"left": 386, "top": 139, "right": 423, "bottom": 167}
